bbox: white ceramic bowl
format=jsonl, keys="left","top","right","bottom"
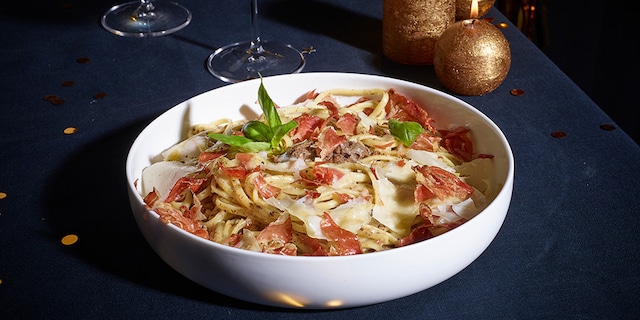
{"left": 126, "top": 72, "right": 514, "bottom": 309}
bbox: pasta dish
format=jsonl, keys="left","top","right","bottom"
{"left": 140, "top": 80, "right": 495, "bottom": 256}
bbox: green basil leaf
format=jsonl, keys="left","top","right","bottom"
{"left": 270, "top": 120, "right": 299, "bottom": 150}
{"left": 210, "top": 77, "right": 295, "bottom": 155}
{"left": 233, "top": 141, "right": 271, "bottom": 153}
{"left": 242, "top": 120, "right": 272, "bottom": 142}
{"left": 208, "top": 133, "right": 254, "bottom": 147}
{"left": 258, "top": 78, "right": 282, "bottom": 128}
{"left": 389, "top": 119, "right": 424, "bottom": 147}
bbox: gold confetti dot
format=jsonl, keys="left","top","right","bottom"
{"left": 43, "top": 94, "right": 57, "bottom": 101}
{"left": 61, "top": 80, "right": 75, "bottom": 87}
{"left": 510, "top": 88, "right": 525, "bottom": 96}
{"left": 551, "top": 131, "right": 567, "bottom": 138}
{"left": 0, "top": 279, "right": 3, "bottom": 285}
{"left": 497, "top": 22, "right": 509, "bottom": 29}
{"left": 0, "top": 192, "right": 6, "bottom": 199}
{"left": 61, "top": 234, "right": 78, "bottom": 245}
{"left": 51, "top": 98, "right": 66, "bottom": 105}
{"left": 93, "top": 92, "right": 107, "bottom": 99}
{"left": 599, "top": 124, "right": 616, "bottom": 131}
{"left": 302, "top": 46, "right": 317, "bottom": 54}
{"left": 64, "top": 127, "right": 78, "bottom": 134}
{"left": 76, "top": 57, "right": 90, "bottom": 64}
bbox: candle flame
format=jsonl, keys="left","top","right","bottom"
{"left": 470, "top": 0, "right": 479, "bottom": 19}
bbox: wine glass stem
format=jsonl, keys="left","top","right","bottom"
{"left": 133, "top": 0, "right": 156, "bottom": 19}
{"left": 249, "top": 0, "right": 265, "bottom": 55}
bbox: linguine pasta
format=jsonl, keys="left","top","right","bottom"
{"left": 140, "top": 85, "right": 494, "bottom": 256}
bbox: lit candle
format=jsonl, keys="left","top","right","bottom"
{"left": 455, "top": 0, "right": 495, "bottom": 20}
{"left": 433, "top": 0, "right": 511, "bottom": 96}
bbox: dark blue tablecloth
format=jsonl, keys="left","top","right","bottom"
{"left": 1, "top": 1, "right": 639, "bottom": 319}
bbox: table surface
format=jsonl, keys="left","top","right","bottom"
{"left": 2, "top": 1, "right": 639, "bottom": 319}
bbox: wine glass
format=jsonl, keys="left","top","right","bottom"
{"left": 207, "top": 0, "right": 305, "bottom": 83}
{"left": 101, "top": 0, "right": 192, "bottom": 37}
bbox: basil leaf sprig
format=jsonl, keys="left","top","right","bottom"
{"left": 388, "top": 119, "right": 424, "bottom": 147}
{"left": 207, "top": 133, "right": 271, "bottom": 153}
{"left": 208, "top": 77, "right": 298, "bottom": 154}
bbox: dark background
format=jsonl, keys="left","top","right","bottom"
{"left": 496, "top": 0, "right": 638, "bottom": 144}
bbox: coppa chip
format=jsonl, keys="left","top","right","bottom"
{"left": 140, "top": 83, "right": 494, "bottom": 256}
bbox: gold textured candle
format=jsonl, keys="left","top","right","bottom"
{"left": 383, "top": 0, "right": 455, "bottom": 65}
{"left": 433, "top": 0, "right": 510, "bottom": 95}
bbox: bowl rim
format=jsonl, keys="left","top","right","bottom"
{"left": 125, "top": 71, "right": 515, "bottom": 261}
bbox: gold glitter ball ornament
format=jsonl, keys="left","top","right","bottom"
{"left": 433, "top": 18, "right": 511, "bottom": 96}
{"left": 455, "top": 0, "right": 495, "bottom": 20}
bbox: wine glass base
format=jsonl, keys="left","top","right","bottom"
{"left": 207, "top": 41, "right": 306, "bottom": 83}
{"left": 101, "top": 1, "right": 192, "bottom": 37}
